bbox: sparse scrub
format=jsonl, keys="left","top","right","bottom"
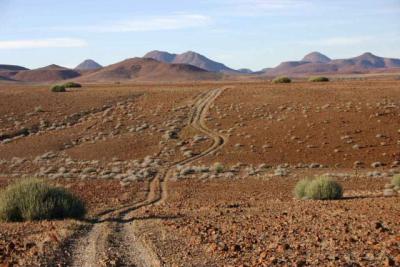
{"left": 63, "top": 82, "right": 82, "bottom": 88}
{"left": 0, "top": 179, "right": 85, "bottom": 222}
{"left": 34, "top": 106, "right": 44, "bottom": 113}
{"left": 294, "top": 177, "right": 343, "bottom": 200}
{"left": 305, "top": 177, "right": 343, "bottom": 200}
{"left": 51, "top": 85, "right": 66, "bottom": 93}
{"left": 392, "top": 175, "right": 400, "bottom": 187}
{"left": 272, "top": 76, "right": 291, "bottom": 84}
{"left": 294, "top": 178, "right": 312, "bottom": 199}
{"left": 309, "top": 76, "right": 330, "bottom": 82}
{"left": 213, "top": 162, "right": 224, "bottom": 173}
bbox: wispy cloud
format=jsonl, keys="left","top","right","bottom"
{"left": 0, "top": 38, "right": 87, "bottom": 49}
{"left": 300, "top": 36, "right": 373, "bottom": 46}
{"left": 236, "top": 0, "right": 310, "bottom": 10}
{"left": 51, "top": 14, "right": 212, "bottom": 33}
{"left": 216, "top": 0, "right": 313, "bottom": 16}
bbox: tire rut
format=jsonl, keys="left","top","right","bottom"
{"left": 69, "top": 88, "right": 227, "bottom": 267}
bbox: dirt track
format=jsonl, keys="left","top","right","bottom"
{"left": 70, "top": 88, "right": 226, "bottom": 266}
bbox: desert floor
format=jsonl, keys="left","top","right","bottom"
{"left": 0, "top": 80, "right": 399, "bottom": 266}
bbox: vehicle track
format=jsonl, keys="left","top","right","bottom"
{"left": 69, "top": 88, "right": 227, "bottom": 267}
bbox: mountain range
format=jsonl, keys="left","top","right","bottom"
{"left": 144, "top": 50, "right": 238, "bottom": 73}
{"left": 1, "top": 51, "right": 399, "bottom": 83}
{"left": 77, "top": 57, "right": 220, "bottom": 82}
{"left": 265, "top": 52, "right": 400, "bottom": 76}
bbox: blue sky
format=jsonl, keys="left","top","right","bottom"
{"left": 0, "top": 0, "right": 399, "bottom": 70}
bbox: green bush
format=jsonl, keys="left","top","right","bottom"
{"left": 0, "top": 179, "right": 86, "bottom": 222}
{"left": 63, "top": 82, "right": 82, "bottom": 88}
{"left": 305, "top": 177, "right": 343, "bottom": 200}
{"left": 294, "top": 179, "right": 312, "bottom": 199}
{"left": 51, "top": 85, "right": 66, "bottom": 93}
{"left": 272, "top": 76, "right": 291, "bottom": 84}
{"left": 213, "top": 162, "right": 224, "bottom": 173}
{"left": 309, "top": 76, "right": 330, "bottom": 82}
{"left": 392, "top": 175, "right": 400, "bottom": 187}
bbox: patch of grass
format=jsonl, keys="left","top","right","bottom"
{"left": 213, "top": 162, "right": 224, "bottom": 173}
{"left": 309, "top": 76, "right": 330, "bottom": 82}
{"left": 294, "top": 178, "right": 312, "bottom": 199}
{"left": 272, "top": 76, "right": 291, "bottom": 84}
{"left": 392, "top": 175, "right": 400, "bottom": 187}
{"left": 51, "top": 85, "right": 66, "bottom": 93}
{"left": 63, "top": 82, "right": 82, "bottom": 88}
{"left": 305, "top": 177, "right": 343, "bottom": 200}
{"left": 0, "top": 179, "right": 86, "bottom": 222}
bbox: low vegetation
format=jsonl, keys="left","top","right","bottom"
{"left": 213, "top": 162, "right": 224, "bottom": 173}
{"left": 309, "top": 76, "right": 330, "bottom": 82}
{"left": 392, "top": 175, "right": 400, "bottom": 187}
{"left": 272, "top": 76, "right": 291, "bottom": 84}
{"left": 51, "top": 82, "right": 82, "bottom": 92}
{"left": 294, "top": 178, "right": 311, "bottom": 199}
{"left": 64, "top": 82, "right": 82, "bottom": 88}
{"left": 295, "top": 177, "right": 343, "bottom": 200}
{"left": 51, "top": 85, "right": 66, "bottom": 92}
{"left": 0, "top": 179, "right": 86, "bottom": 222}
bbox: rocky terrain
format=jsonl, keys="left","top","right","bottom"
{"left": 0, "top": 79, "right": 399, "bottom": 266}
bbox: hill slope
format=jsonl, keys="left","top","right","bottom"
{"left": 75, "top": 59, "right": 102, "bottom": 70}
{"left": 302, "top": 52, "right": 331, "bottom": 63}
{"left": 143, "top": 51, "right": 176, "bottom": 63}
{"left": 13, "top": 65, "right": 81, "bottom": 82}
{"left": 0, "top": 65, "right": 29, "bottom": 80}
{"left": 0, "top": 64, "right": 29, "bottom": 71}
{"left": 144, "top": 50, "right": 238, "bottom": 73}
{"left": 78, "top": 57, "right": 221, "bottom": 82}
{"left": 265, "top": 52, "right": 400, "bottom": 76}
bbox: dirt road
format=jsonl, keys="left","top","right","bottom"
{"left": 70, "top": 88, "right": 227, "bottom": 267}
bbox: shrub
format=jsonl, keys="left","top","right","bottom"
{"left": 63, "top": 82, "right": 82, "bottom": 88}
{"left": 213, "top": 162, "right": 224, "bottom": 173}
{"left": 305, "top": 177, "right": 343, "bottom": 200}
{"left": 272, "top": 76, "right": 291, "bottom": 84}
{"left": 51, "top": 85, "right": 66, "bottom": 93}
{"left": 392, "top": 175, "right": 400, "bottom": 187}
{"left": 294, "top": 178, "right": 312, "bottom": 199}
{"left": 0, "top": 179, "right": 85, "bottom": 222}
{"left": 309, "top": 76, "right": 330, "bottom": 82}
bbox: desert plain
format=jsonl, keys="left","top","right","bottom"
{"left": 0, "top": 78, "right": 399, "bottom": 266}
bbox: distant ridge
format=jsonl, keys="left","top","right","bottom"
{"left": 264, "top": 52, "right": 400, "bottom": 76}
{"left": 0, "top": 64, "right": 29, "bottom": 80}
{"left": 13, "top": 64, "right": 80, "bottom": 82}
{"left": 75, "top": 59, "right": 102, "bottom": 70}
{"left": 0, "top": 64, "right": 29, "bottom": 71}
{"left": 144, "top": 50, "right": 238, "bottom": 73}
{"left": 144, "top": 51, "right": 176, "bottom": 63}
{"left": 78, "top": 57, "right": 221, "bottom": 82}
{"left": 302, "top": 52, "right": 331, "bottom": 63}
{"left": 237, "top": 68, "right": 253, "bottom": 74}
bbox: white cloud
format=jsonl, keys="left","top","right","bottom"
{"left": 218, "top": 0, "right": 313, "bottom": 15}
{"left": 236, "top": 0, "right": 310, "bottom": 10}
{"left": 300, "top": 36, "right": 373, "bottom": 46}
{"left": 0, "top": 38, "right": 87, "bottom": 49}
{"left": 52, "top": 14, "right": 212, "bottom": 33}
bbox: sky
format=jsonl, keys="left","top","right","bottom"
{"left": 0, "top": 0, "right": 399, "bottom": 70}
